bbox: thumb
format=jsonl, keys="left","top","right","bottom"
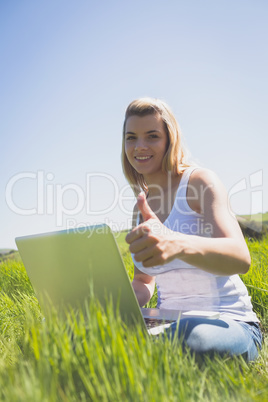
{"left": 137, "top": 192, "right": 158, "bottom": 222}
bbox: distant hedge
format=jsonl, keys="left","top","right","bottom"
{"left": 237, "top": 217, "right": 268, "bottom": 240}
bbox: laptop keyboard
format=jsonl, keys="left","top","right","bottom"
{"left": 144, "top": 317, "right": 175, "bottom": 329}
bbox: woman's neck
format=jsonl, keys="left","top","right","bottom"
{"left": 144, "top": 171, "right": 181, "bottom": 198}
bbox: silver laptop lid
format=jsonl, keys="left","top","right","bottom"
{"left": 15, "top": 224, "right": 145, "bottom": 326}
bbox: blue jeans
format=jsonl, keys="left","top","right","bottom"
{"left": 165, "top": 317, "right": 263, "bottom": 362}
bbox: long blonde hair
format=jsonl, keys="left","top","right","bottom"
{"left": 121, "top": 97, "right": 191, "bottom": 195}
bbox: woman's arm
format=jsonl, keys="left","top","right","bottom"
{"left": 176, "top": 168, "right": 251, "bottom": 275}
{"left": 132, "top": 267, "right": 156, "bottom": 306}
{"left": 126, "top": 169, "right": 251, "bottom": 276}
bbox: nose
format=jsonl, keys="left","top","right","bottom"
{"left": 134, "top": 138, "right": 148, "bottom": 151}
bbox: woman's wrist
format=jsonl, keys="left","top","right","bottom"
{"left": 132, "top": 278, "right": 154, "bottom": 307}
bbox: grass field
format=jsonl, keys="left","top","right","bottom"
{"left": 239, "top": 213, "right": 268, "bottom": 224}
{"left": 0, "top": 234, "right": 267, "bottom": 401}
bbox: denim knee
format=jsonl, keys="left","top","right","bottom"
{"left": 165, "top": 317, "right": 262, "bottom": 362}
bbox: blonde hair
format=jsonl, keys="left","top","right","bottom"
{"left": 121, "top": 97, "right": 191, "bottom": 195}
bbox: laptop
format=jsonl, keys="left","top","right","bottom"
{"left": 15, "top": 224, "right": 219, "bottom": 335}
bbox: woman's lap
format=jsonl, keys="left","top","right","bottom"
{"left": 165, "top": 317, "right": 262, "bottom": 362}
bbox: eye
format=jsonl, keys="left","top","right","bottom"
{"left": 148, "top": 134, "right": 159, "bottom": 139}
{"left": 125, "top": 135, "right": 136, "bottom": 141}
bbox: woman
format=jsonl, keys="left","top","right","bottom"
{"left": 122, "top": 97, "right": 262, "bottom": 361}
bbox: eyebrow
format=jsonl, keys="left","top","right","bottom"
{"left": 125, "top": 129, "right": 161, "bottom": 135}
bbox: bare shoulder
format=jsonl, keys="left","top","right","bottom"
{"left": 187, "top": 168, "right": 228, "bottom": 215}
{"left": 189, "top": 167, "right": 227, "bottom": 198}
{"left": 189, "top": 167, "right": 223, "bottom": 188}
{"left": 189, "top": 167, "right": 243, "bottom": 238}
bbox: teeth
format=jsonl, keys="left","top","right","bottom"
{"left": 136, "top": 156, "right": 151, "bottom": 160}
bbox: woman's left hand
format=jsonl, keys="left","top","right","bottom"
{"left": 125, "top": 192, "right": 183, "bottom": 267}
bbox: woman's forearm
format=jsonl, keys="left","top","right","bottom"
{"left": 132, "top": 278, "right": 155, "bottom": 307}
{"left": 178, "top": 234, "right": 251, "bottom": 276}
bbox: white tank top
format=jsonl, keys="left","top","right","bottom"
{"left": 132, "top": 167, "right": 258, "bottom": 322}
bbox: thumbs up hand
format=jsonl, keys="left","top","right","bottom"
{"left": 136, "top": 191, "right": 158, "bottom": 222}
{"left": 126, "top": 192, "right": 182, "bottom": 268}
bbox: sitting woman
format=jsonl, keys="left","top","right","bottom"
{"left": 122, "top": 97, "right": 262, "bottom": 361}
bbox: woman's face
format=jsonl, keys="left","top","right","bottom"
{"left": 124, "top": 113, "right": 168, "bottom": 177}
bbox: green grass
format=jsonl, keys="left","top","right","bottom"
{"left": 0, "top": 235, "right": 267, "bottom": 401}
{"left": 0, "top": 250, "right": 20, "bottom": 263}
{"left": 239, "top": 213, "right": 268, "bottom": 224}
{"left": 243, "top": 237, "right": 268, "bottom": 329}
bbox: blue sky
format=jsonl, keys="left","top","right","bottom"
{"left": 1, "top": 0, "right": 267, "bottom": 248}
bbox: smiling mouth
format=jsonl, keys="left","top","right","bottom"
{"left": 134, "top": 156, "right": 153, "bottom": 161}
